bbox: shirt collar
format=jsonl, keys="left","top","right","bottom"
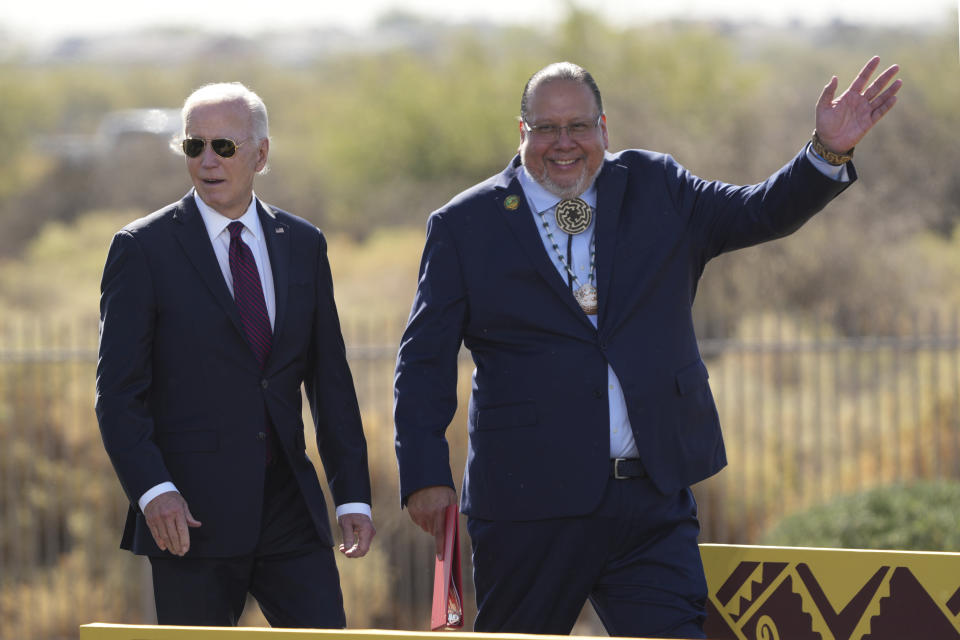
{"left": 193, "top": 190, "right": 264, "bottom": 244}
{"left": 517, "top": 166, "right": 598, "bottom": 213}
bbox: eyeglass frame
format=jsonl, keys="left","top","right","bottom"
{"left": 521, "top": 113, "right": 604, "bottom": 142}
{"left": 181, "top": 136, "right": 249, "bottom": 159}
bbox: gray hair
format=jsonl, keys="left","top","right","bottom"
{"left": 179, "top": 82, "right": 269, "bottom": 143}
{"left": 173, "top": 82, "right": 270, "bottom": 173}
{"left": 520, "top": 62, "right": 603, "bottom": 121}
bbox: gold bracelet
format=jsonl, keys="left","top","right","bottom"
{"left": 811, "top": 130, "right": 854, "bottom": 166}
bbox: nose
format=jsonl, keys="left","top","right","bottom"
{"left": 553, "top": 127, "right": 577, "bottom": 147}
{"left": 200, "top": 144, "right": 221, "bottom": 167}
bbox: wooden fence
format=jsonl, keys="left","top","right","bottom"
{"left": 2, "top": 311, "right": 959, "bottom": 638}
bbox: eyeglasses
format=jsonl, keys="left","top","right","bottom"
{"left": 522, "top": 114, "right": 603, "bottom": 142}
{"left": 181, "top": 137, "right": 247, "bottom": 158}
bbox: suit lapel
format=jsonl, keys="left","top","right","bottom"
{"left": 594, "top": 158, "right": 628, "bottom": 326}
{"left": 257, "top": 200, "right": 290, "bottom": 349}
{"left": 170, "top": 194, "right": 247, "bottom": 338}
{"left": 495, "top": 158, "right": 596, "bottom": 331}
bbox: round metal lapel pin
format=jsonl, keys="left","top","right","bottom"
{"left": 504, "top": 195, "right": 520, "bottom": 211}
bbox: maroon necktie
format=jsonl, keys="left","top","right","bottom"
{"left": 227, "top": 221, "right": 272, "bottom": 368}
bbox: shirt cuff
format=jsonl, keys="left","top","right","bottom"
{"left": 806, "top": 144, "right": 850, "bottom": 182}
{"left": 138, "top": 482, "right": 179, "bottom": 512}
{"left": 336, "top": 502, "right": 372, "bottom": 519}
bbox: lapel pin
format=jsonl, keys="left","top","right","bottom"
{"left": 275, "top": 227, "right": 285, "bottom": 234}
{"left": 504, "top": 195, "right": 520, "bottom": 211}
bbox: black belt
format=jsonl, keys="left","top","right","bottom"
{"left": 610, "top": 458, "right": 646, "bottom": 479}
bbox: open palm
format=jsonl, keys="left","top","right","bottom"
{"left": 815, "top": 56, "right": 901, "bottom": 153}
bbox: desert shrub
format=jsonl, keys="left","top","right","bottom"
{"left": 761, "top": 481, "right": 960, "bottom": 551}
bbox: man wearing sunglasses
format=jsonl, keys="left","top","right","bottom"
{"left": 96, "top": 83, "right": 374, "bottom": 627}
{"left": 394, "top": 58, "right": 900, "bottom": 638}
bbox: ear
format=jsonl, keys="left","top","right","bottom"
{"left": 255, "top": 138, "right": 270, "bottom": 172}
{"left": 600, "top": 114, "right": 609, "bottom": 150}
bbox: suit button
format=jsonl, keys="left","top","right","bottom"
{"left": 594, "top": 389, "right": 604, "bottom": 399}
{"left": 257, "top": 432, "right": 266, "bottom": 440}
{"left": 599, "top": 342, "right": 608, "bottom": 351}
{"left": 261, "top": 379, "right": 269, "bottom": 389}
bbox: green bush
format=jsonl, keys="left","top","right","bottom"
{"left": 760, "top": 482, "right": 960, "bottom": 551}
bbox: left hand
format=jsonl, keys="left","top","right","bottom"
{"left": 815, "top": 56, "right": 902, "bottom": 154}
{"left": 338, "top": 513, "right": 376, "bottom": 558}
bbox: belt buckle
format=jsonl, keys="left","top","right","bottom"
{"left": 613, "top": 457, "right": 628, "bottom": 480}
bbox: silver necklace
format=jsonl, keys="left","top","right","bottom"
{"left": 536, "top": 205, "right": 597, "bottom": 315}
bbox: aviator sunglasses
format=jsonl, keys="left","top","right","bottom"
{"left": 181, "top": 137, "right": 246, "bottom": 159}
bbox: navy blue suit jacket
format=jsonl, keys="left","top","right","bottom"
{"left": 96, "top": 193, "right": 370, "bottom": 556}
{"left": 394, "top": 148, "right": 854, "bottom": 521}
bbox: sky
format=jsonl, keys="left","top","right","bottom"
{"left": 1, "top": 0, "right": 957, "bottom": 43}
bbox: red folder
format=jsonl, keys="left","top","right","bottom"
{"left": 430, "top": 504, "right": 463, "bottom": 630}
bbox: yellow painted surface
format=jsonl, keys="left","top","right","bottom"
{"left": 700, "top": 544, "right": 960, "bottom": 640}
{"left": 82, "top": 546, "right": 960, "bottom": 640}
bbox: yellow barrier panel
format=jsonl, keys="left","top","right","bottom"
{"left": 700, "top": 544, "right": 960, "bottom": 639}
{"left": 81, "top": 545, "right": 960, "bottom": 640}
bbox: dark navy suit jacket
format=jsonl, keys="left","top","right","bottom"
{"left": 394, "top": 148, "right": 854, "bottom": 522}
{"left": 96, "top": 193, "right": 370, "bottom": 556}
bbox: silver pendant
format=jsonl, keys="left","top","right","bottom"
{"left": 574, "top": 284, "right": 598, "bottom": 315}
{"left": 555, "top": 198, "right": 592, "bottom": 235}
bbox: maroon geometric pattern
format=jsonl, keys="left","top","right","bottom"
{"left": 705, "top": 560, "right": 960, "bottom": 640}
{"left": 862, "top": 568, "right": 960, "bottom": 640}
{"left": 949, "top": 586, "right": 960, "bottom": 617}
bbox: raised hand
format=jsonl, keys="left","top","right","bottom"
{"left": 815, "top": 56, "right": 901, "bottom": 154}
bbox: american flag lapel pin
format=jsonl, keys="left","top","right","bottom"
{"left": 275, "top": 227, "right": 285, "bottom": 234}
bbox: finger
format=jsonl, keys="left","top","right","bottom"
{"left": 411, "top": 508, "right": 439, "bottom": 536}
{"left": 433, "top": 511, "right": 447, "bottom": 559}
{"left": 343, "top": 521, "right": 375, "bottom": 558}
{"left": 817, "top": 76, "right": 839, "bottom": 109}
{"left": 355, "top": 522, "right": 375, "bottom": 557}
{"left": 872, "top": 77, "right": 903, "bottom": 106}
{"left": 150, "top": 524, "right": 168, "bottom": 551}
{"left": 848, "top": 56, "right": 881, "bottom": 94}
{"left": 435, "top": 528, "right": 445, "bottom": 559}
{"left": 867, "top": 78, "right": 902, "bottom": 124}
{"left": 338, "top": 521, "right": 358, "bottom": 555}
{"left": 163, "top": 516, "right": 183, "bottom": 556}
{"left": 863, "top": 64, "right": 900, "bottom": 101}
{"left": 185, "top": 506, "right": 202, "bottom": 528}
{"left": 174, "top": 513, "right": 191, "bottom": 555}
{"left": 870, "top": 94, "right": 898, "bottom": 124}
{"left": 161, "top": 517, "right": 183, "bottom": 555}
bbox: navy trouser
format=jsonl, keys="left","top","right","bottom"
{"left": 149, "top": 453, "right": 345, "bottom": 628}
{"left": 467, "top": 475, "right": 707, "bottom": 639}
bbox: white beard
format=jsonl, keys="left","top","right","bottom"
{"left": 531, "top": 163, "right": 602, "bottom": 200}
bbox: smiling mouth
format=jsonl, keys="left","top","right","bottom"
{"left": 551, "top": 159, "right": 580, "bottom": 167}
{"left": 202, "top": 178, "right": 225, "bottom": 185}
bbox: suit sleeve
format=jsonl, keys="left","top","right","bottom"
{"left": 393, "top": 213, "right": 465, "bottom": 504}
{"left": 668, "top": 146, "right": 856, "bottom": 267}
{"left": 304, "top": 232, "right": 372, "bottom": 507}
{"left": 95, "top": 230, "right": 173, "bottom": 506}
